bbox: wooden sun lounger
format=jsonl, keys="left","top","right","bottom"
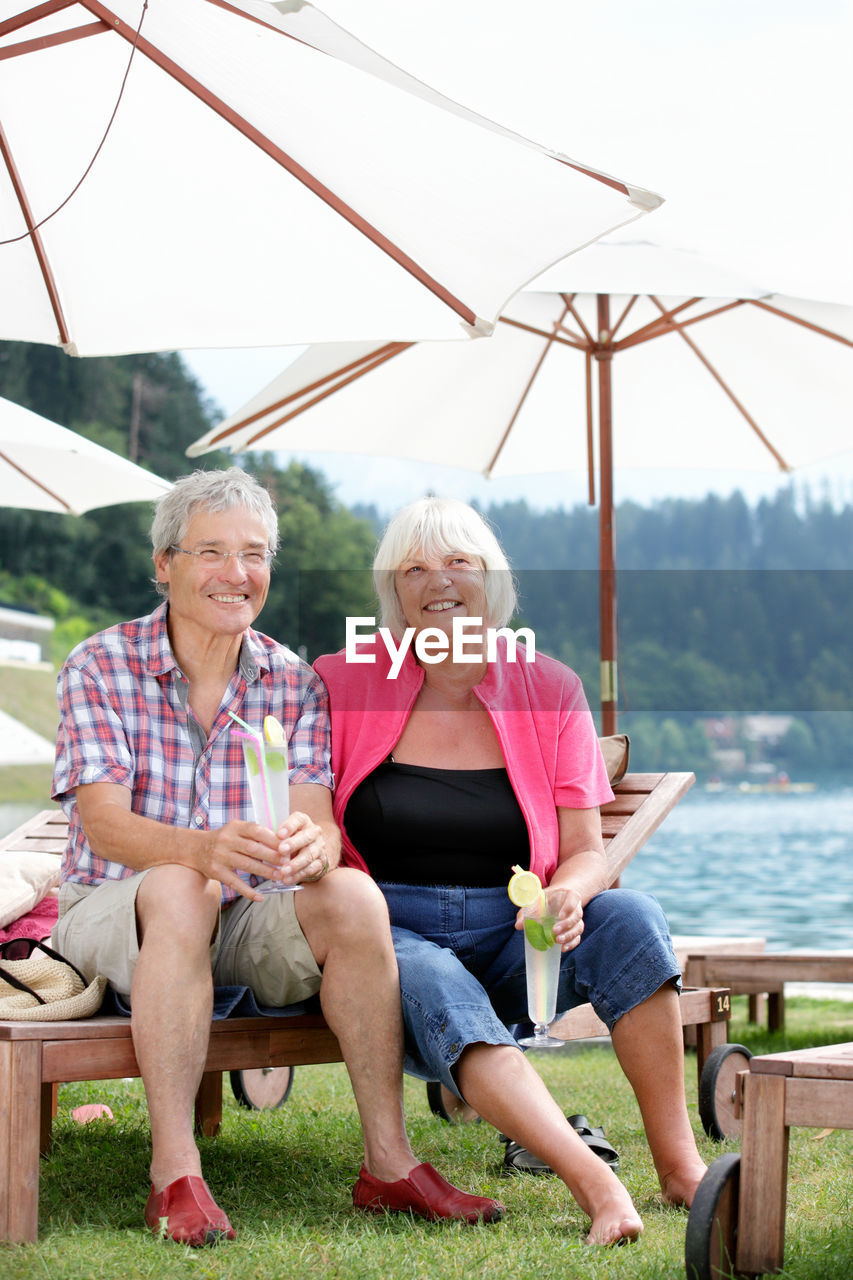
{"left": 683, "top": 951, "right": 853, "bottom": 1031}
{"left": 0, "top": 772, "right": 730, "bottom": 1243}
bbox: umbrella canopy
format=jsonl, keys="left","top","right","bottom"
{"left": 186, "top": 239, "right": 853, "bottom": 731}
{"left": 0, "top": 395, "right": 172, "bottom": 513}
{"left": 0, "top": 0, "right": 660, "bottom": 357}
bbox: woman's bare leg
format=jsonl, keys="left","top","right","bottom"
{"left": 610, "top": 983, "right": 707, "bottom": 1206}
{"left": 456, "top": 1043, "right": 642, "bottom": 1245}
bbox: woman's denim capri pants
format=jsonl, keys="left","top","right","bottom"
{"left": 379, "top": 883, "right": 681, "bottom": 1100}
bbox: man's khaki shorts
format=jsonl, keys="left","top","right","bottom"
{"left": 52, "top": 873, "right": 322, "bottom": 1007}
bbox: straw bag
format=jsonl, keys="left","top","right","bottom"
{"left": 0, "top": 938, "right": 107, "bottom": 1021}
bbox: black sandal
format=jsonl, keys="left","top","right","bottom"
{"left": 426, "top": 1081, "right": 452, "bottom": 1121}
{"left": 501, "top": 1113, "right": 620, "bottom": 1175}
{"left": 502, "top": 1140, "right": 555, "bottom": 1174}
{"left": 566, "top": 1114, "right": 620, "bottom": 1170}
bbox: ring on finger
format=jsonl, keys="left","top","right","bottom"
{"left": 305, "top": 854, "right": 330, "bottom": 883}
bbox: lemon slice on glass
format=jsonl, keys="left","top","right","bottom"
{"left": 507, "top": 864, "right": 542, "bottom": 908}
{"left": 263, "top": 714, "right": 285, "bottom": 745}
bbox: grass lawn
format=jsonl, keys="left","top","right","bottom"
{"left": 0, "top": 664, "right": 57, "bottom": 807}
{"left": 1, "top": 998, "right": 851, "bottom": 1280}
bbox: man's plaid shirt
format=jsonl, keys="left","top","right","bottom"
{"left": 53, "top": 603, "right": 332, "bottom": 904}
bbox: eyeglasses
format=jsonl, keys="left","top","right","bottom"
{"left": 169, "top": 545, "right": 274, "bottom": 570}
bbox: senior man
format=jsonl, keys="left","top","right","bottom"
{"left": 51, "top": 467, "right": 502, "bottom": 1245}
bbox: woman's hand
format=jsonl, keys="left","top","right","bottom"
{"left": 551, "top": 886, "right": 584, "bottom": 952}
{"left": 274, "top": 811, "right": 331, "bottom": 887}
{"left": 512, "top": 885, "right": 585, "bottom": 952}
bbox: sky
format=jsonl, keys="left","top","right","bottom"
{"left": 181, "top": 0, "right": 853, "bottom": 516}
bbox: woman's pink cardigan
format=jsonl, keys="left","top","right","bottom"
{"left": 314, "top": 638, "right": 613, "bottom": 884}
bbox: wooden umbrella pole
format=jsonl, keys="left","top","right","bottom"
{"left": 596, "top": 294, "right": 618, "bottom": 734}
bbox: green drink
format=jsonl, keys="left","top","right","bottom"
{"left": 229, "top": 712, "right": 296, "bottom": 894}
{"left": 518, "top": 888, "right": 566, "bottom": 1048}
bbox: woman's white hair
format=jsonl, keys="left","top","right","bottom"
{"left": 373, "top": 496, "right": 517, "bottom": 635}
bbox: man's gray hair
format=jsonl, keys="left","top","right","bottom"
{"left": 373, "top": 496, "right": 517, "bottom": 635}
{"left": 151, "top": 467, "right": 279, "bottom": 597}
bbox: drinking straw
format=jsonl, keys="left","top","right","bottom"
{"left": 228, "top": 711, "right": 277, "bottom": 829}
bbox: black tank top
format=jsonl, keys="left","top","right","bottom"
{"left": 344, "top": 760, "right": 530, "bottom": 886}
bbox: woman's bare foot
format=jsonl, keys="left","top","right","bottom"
{"left": 571, "top": 1158, "right": 643, "bottom": 1245}
{"left": 585, "top": 1184, "right": 643, "bottom": 1245}
{"left": 659, "top": 1157, "right": 708, "bottom": 1208}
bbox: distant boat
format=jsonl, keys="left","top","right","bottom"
{"left": 736, "top": 774, "right": 817, "bottom": 795}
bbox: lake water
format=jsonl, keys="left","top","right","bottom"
{"left": 2, "top": 785, "right": 852, "bottom": 965}
{"left": 621, "top": 785, "right": 853, "bottom": 956}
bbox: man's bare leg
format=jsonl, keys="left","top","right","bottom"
{"left": 132, "top": 866, "right": 221, "bottom": 1191}
{"left": 294, "top": 869, "right": 418, "bottom": 1182}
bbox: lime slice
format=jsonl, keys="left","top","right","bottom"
{"left": 524, "top": 916, "right": 557, "bottom": 951}
{"left": 263, "top": 714, "right": 285, "bottom": 745}
{"left": 523, "top": 919, "right": 550, "bottom": 951}
{"left": 507, "top": 864, "right": 542, "bottom": 907}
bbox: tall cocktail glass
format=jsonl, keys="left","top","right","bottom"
{"left": 229, "top": 713, "right": 296, "bottom": 893}
{"left": 517, "top": 887, "right": 566, "bottom": 1048}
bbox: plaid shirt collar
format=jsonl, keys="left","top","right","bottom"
{"left": 143, "top": 600, "right": 272, "bottom": 683}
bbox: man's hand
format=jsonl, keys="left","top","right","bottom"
{"left": 199, "top": 820, "right": 287, "bottom": 901}
{"left": 74, "top": 779, "right": 340, "bottom": 904}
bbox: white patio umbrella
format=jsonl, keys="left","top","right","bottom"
{"left": 186, "top": 239, "right": 853, "bottom": 731}
{"left": 0, "top": 395, "right": 172, "bottom": 514}
{"left": 0, "top": 0, "right": 660, "bottom": 357}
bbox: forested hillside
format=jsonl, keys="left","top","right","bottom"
{"left": 1, "top": 339, "right": 850, "bottom": 776}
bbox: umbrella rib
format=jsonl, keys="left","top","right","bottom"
{"left": 585, "top": 350, "right": 595, "bottom": 505}
{"left": 611, "top": 298, "right": 750, "bottom": 351}
{"left": 498, "top": 315, "right": 588, "bottom": 353}
{"left": 211, "top": 343, "right": 413, "bottom": 450}
{"left": 647, "top": 296, "right": 791, "bottom": 471}
{"left": 0, "top": 449, "right": 73, "bottom": 512}
{"left": 0, "top": 20, "right": 107, "bottom": 60}
{"left": 0, "top": 120, "right": 71, "bottom": 346}
{"left": 486, "top": 303, "right": 571, "bottom": 477}
{"left": 83, "top": 0, "right": 481, "bottom": 331}
{"left": 608, "top": 294, "right": 639, "bottom": 341}
{"left": 0, "top": 0, "right": 76, "bottom": 38}
{"left": 748, "top": 298, "right": 853, "bottom": 348}
{"left": 562, "top": 294, "right": 596, "bottom": 347}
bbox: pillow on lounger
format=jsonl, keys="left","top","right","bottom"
{"left": 599, "top": 734, "right": 630, "bottom": 785}
{"left": 0, "top": 849, "right": 62, "bottom": 930}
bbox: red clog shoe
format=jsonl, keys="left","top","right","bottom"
{"left": 353, "top": 1161, "right": 504, "bottom": 1223}
{"left": 144, "top": 1175, "right": 236, "bottom": 1245}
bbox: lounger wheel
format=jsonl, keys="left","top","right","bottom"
{"left": 699, "top": 1043, "right": 753, "bottom": 1140}
{"left": 685, "top": 1153, "right": 748, "bottom": 1280}
{"left": 229, "top": 1066, "right": 295, "bottom": 1110}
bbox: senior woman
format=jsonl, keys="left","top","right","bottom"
{"left": 314, "top": 497, "right": 706, "bottom": 1246}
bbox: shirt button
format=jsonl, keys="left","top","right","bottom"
{"left": 439, "top": 1022, "right": 447, "bottom": 1033}
{"left": 449, "top": 1043, "right": 459, "bottom": 1054}
{"left": 194, "top": 814, "right": 204, "bottom": 826}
